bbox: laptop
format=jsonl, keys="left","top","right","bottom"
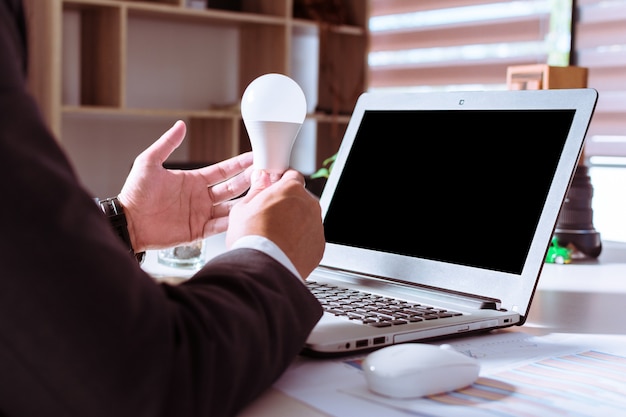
{"left": 303, "top": 88, "right": 598, "bottom": 356}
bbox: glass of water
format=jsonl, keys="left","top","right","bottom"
{"left": 157, "top": 239, "right": 206, "bottom": 270}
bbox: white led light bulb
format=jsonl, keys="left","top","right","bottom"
{"left": 241, "top": 73, "right": 307, "bottom": 175}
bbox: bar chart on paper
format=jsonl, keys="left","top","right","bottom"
{"left": 276, "top": 332, "right": 626, "bottom": 417}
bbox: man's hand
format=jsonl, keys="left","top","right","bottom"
{"left": 119, "top": 120, "right": 253, "bottom": 252}
{"left": 226, "top": 169, "right": 325, "bottom": 279}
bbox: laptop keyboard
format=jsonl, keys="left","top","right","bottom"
{"left": 307, "top": 281, "right": 463, "bottom": 327}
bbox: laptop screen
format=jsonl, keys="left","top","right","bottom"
{"left": 323, "top": 109, "right": 576, "bottom": 275}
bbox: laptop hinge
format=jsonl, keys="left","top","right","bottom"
{"left": 312, "top": 265, "right": 502, "bottom": 311}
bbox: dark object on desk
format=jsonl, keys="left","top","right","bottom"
{"left": 207, "top": 0, "right": 241, "bottom": 11}
{"left": 554, "top": 164, "right": 602, "bottom": 258}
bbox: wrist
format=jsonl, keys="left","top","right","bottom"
{"left": 230, "top": 235, "right": 303, "bottom": 281}
{"left": 95, "top": 196, "right": 145, "bottom": 264}
{"left": 115, "top": 194, "right": 141, "bottom": 252}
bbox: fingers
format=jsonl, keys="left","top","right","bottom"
{"left": 207, "top": 167, "right": 252, "bottom": 205}
{"left": 246, "top": 170, "right": 273, "bottom": 200}
{"left": 198, "top": 152, "right": 253, "bottom": 186}
{"left": 211, "top": 198, "right": 238, "bottom": 220}
{"left": 279, "top": 169, "right": 306, "bottom": 186}
{"left": 138, "top": 120, "right": 187, "bottom": 165}
{"left": 252, "top": 169, "right": 304, "bottom": 192}
{"left": 210, "top": 167, "right": 304, "bottom": 228}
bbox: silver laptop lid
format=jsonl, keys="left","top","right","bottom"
{"left": 317, "top": 88, "right": 598, "bottom": 318}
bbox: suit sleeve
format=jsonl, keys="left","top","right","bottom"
{"left": 159, "top": 250, "right": 323, "bottom": 417}
{"left": 0, "top": 3, "right": 322, "bottom": 417}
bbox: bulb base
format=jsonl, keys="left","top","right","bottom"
{"left": 245, "top": 120, "right": 302, "bottom": 171}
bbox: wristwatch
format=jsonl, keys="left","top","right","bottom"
{"left": 95, "top": 197, "right": 145, "bottom": 264}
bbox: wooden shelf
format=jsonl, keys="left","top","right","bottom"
{"left": 24, "top": 0, "right": 369, "bottom": 197}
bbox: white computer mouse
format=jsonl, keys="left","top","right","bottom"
{"left": 362, "top": 343, "right": 480, "bottom": 399}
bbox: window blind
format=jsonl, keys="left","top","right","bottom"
{"left": 574, "top": 0, "right": 626, "bottom": 162}
{"left": 368, "top": 0, "right": 570, "bottom": 92}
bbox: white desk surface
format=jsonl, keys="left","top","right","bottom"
{"left": 143, "top": 238, "right": 626, "bottom": 417}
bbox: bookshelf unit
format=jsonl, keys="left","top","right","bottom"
{"left": 23, "top": 0, "right": 369, "bottom": 197}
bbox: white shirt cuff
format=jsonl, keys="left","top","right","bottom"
{"left": 230, "top": 235, "right": 303, "bottom": 281}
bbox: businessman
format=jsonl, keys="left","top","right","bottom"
{"left": 0, "top": 0, "right": 325, "bottom": 416}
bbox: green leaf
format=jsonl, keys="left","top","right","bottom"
{"left": 322, "top": 154, "right": 337, "bottom": 166}
{"left": 310, "top": 152, "right": 338, "bottom": 179}
{"left": 310, "top": 168, "right": 330, "bottom": 179}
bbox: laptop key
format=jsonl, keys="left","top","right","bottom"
{"left": 307, "top": 281, "right": 462, "bottom": 327}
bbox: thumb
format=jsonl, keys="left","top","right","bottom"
{"left": 141, "top": 120, "right": 187, "bottom": 165}
{"left": 246, "top": 169, "right": 272, "bottom": 199}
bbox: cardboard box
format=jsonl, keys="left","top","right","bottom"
{"left": 506, "top": 64, "right": 588, "bottom": 90}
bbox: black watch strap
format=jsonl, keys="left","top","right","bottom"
{"left": 95, "top": 197, "right": 145, "bottom": 264}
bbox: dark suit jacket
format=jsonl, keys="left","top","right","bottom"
{"left": 0, "top": 1, "right": 323, "bottom": 416}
